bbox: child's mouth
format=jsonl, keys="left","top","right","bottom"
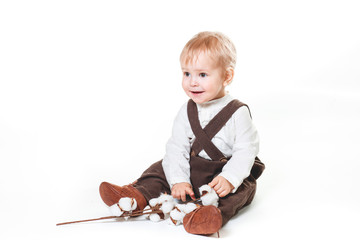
{"left": 190, "top": 91, "right": 205, "bottom": 95}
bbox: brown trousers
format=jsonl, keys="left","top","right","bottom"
{"left": 133, "top": 99, "right": 265, "bottom": 226}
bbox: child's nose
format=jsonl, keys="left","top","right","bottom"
{"left": 190, "top": 76, "right": 199, "bottom": 86}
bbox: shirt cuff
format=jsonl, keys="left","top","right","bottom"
{"left": 169, "top": 178, "right": 192, "bottom": 190}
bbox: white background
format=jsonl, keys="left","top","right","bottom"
{"left": 1, "top": 0, "right": 359, "bottom": 239}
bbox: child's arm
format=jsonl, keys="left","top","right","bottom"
{"left": 171, "top": 182, "right": 196, "bottom": 202}
{"left": 162, "top": 103, "right": 193, "bottom": 193}
{"left": 217, "top": 106, "right": 259, "bottom": 194}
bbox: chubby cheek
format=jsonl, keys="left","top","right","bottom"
{"left": 199, "top": 80, "right": 211, "bottom": 92}
{"left": 182, "top": 78, "right": 189, "bottom": 92}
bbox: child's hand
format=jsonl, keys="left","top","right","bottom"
{"left": 208, "top": 176, "right": 234, "bottom": 197}
{"left": 171, "top": 182, "right": 196, "bottom": 202}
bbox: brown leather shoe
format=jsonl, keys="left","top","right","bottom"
{"left": 99, "top": 182, "right": 147, "bottom": 211}
{"left": 183, "top": 205, "right": 222, "bottom": 235}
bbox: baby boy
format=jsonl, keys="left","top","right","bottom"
{"left": 99, "top": 31, "right": 264, "bottom": 235}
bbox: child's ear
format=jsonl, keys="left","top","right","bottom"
{"left": 223, "top": 67, "right": 234, "bottom": 87}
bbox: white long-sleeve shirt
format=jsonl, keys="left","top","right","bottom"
{"left": 162, "top": 94, "right": 259, "bottom": 193}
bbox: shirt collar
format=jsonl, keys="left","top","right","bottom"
{"left": 197, "top": 92, "right": 233, "bottom": 110}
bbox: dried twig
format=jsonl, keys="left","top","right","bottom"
{"left": 56, "top": 216, "right": 118, "bottom": 226}
{"left": 57, "top": 191, "right": 211, "bottom": 226}
{"left": 56, "top": 207, "right": 163, "bottom": 226}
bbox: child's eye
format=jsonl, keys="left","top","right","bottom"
{"left": 200, "top": 73, "right": 207, "bottom": 77}
{"left": 184, "top": 72, "right": 190, "bottom": 77}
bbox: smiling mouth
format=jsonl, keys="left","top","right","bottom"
{"left": 190, "top": 91, "right": 205, "bottom": 94}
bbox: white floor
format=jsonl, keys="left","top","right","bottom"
{"left": 1, "top": 1, "right": 360, "bottom": 239}
{"left": 1, "top": 89, "right": 359, "bottom": 240}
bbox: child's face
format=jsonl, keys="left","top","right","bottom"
{"left": 181, "top": 52, "right": 227, "bottom": 104}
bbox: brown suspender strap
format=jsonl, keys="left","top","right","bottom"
{"left": 187, "top": 99, "right": 224, "bottom": 161}
{"left": 191, "top": 99, "right": 250, "bottom": 158}
{"left": 197, "top": 100, "right": 251, "bottom": 143}
{"left": 187, "top": 99, "right": 250, "bottom": 161}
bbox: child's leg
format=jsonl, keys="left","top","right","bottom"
{"left": 99, "top": 160, "right": 170, "bottom": 210}
{"left": 132, "top": 160, "right": 171, "bottom": 201}
{"left": 218, "top": 175, "right": 257, "bottom": 225}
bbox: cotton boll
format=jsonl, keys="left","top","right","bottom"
{"left": 109, "top": 204, "right": 124, "bottom": 216}
{"left": 201, "top": 192, "right": 219, "bottom": 207}
{"left": 211, "top": 201, "right": 218, "bottom": 207}
{"left": 199, "top": 185, "right": 212, "bottom": 195}
{"left": 143, "top": 205, "right": 151, "bottom": 214}
{"left": 201, "top": 193, "right": 218, "bottom": 207}
{"left": 149, "top": 213, "right": 161, "bottom": 222}
{"left": 118, "top": 197, "right": 131, "bottom": 211}
{"left": 169, "top": 204, "right": 189, "bottom": 225}
{"left": 149, "top": 198, "right": 159, "bottom": 207}
{"left": 199, "top": 185, "right": 219, "bottom": 207}
{"left": 119, "top": 197, "right": 137, "bottom": 211}
{"left": 161, "top": 201, "right": 175, "bottom": 214}
{"left": 170, "top": 208, "right": 186, "bottom": 221}
{"left": 184, "top": 203, "right": 198, "bottom": 214}
{"left": 174, "top": 204, "right": 186, "bottom": 212}
{"left": 158, "top": 193, "right": 173, "bottom": 204}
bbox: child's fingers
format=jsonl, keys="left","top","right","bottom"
{"left": 171, "top": 189, "right": 179, "bottom": 199}
{"left": 214, "top": 185, "right": 223, "bottom": 195}
{"left": 213, "top": 184, "right": 221, "bottom": 192}
{"left": 186, "top": 187, "right": 196, "bottom": 200}
{"left": 208, "top": 177, "right": 219, "bottom": 188}
{"left": 218, "top": 190, "right": 226, "bottom": 197}
{"left": 214, "top": 182, "right": 227, "bottom": 195}
{"left": 180, "top": 190, "right": 187, "bottom": 202}
{"left": 217, "top": 187, "right": 230, "bottom": 197}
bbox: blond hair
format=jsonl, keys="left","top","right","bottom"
{"left": 180, "top": 31, "right": 237, "bottom": 70}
